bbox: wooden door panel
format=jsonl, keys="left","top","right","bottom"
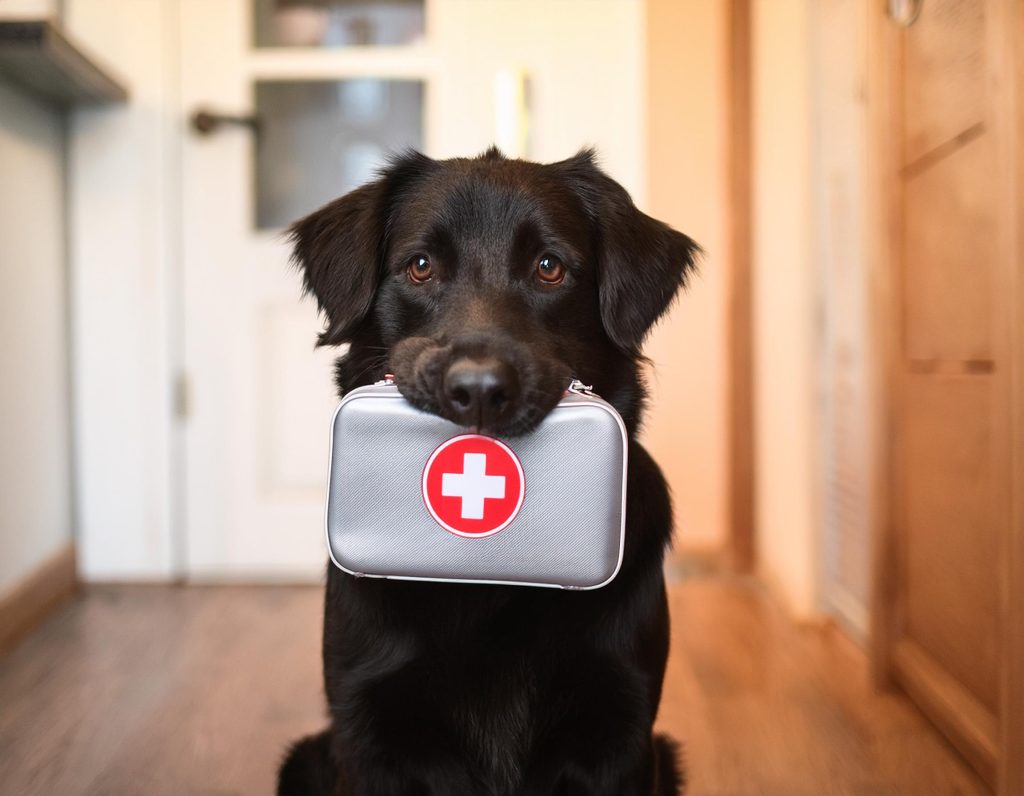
{"left": 901, "top": 375, "right": 1000, "bottom": 712}
{"left": 872, "top": 0, "right": 1021, "bottom": 790}
{"left": 902, "top": 135, "right": 994, "bottom": 362}
{"left": 902, "top": 0, "right": 985, "bottom": 166}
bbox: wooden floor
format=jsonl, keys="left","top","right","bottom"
{"left": 0, "top": 576, "right": 988, "bottom": 796}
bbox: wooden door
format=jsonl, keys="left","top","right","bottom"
{"left": 870, "top": 0, "right": 1023, "bottom": 792}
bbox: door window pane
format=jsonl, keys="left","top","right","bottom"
{"left": 254, "top": 79, "right": 424, "bottom": 229}
{"left": 253, "top": 0, "right": 425, "bottom": 48}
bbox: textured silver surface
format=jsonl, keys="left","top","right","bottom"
{"left": 326, "top": 385, "right": 627, "bottom": 589}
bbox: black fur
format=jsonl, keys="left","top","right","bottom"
{"left": 279, "top": 732, "right": 336, "bottom": 796}
{"left": 280, "top": 148, "right": 699, "bottom": 795}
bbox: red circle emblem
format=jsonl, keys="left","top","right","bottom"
{"left": 422, "top": 434, "right": 525, "bottom": 538}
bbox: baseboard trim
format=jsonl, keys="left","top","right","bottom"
{"left": 892, "top": 638, "right": 998, "bottom": 786}
{"left": 0, "top": 543, "right": 77, "bottom": 655}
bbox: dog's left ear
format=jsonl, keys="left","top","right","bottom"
{"left": 560, "top": 149, "right": 701, "bottom": 353}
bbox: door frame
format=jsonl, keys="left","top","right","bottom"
{"left": 1002, "top": 3, "right": 1024, "bottom": 792}
{"left": 724, "top": 0, "right": 755, "bottom": 573}
{"left": 865, "top": 1, "right": 1024, "bottom": 792}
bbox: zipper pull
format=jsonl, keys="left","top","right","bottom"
{"left": 567, "top": 378, "right": 595, "bottom": 395}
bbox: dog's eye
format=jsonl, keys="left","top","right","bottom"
{"left": 535, "top": 255, "right": 566, "bottom": 286}
{"left": 406, "top": 256, "right": 433, "bottom": 284}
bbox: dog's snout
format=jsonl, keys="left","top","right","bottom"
{"left": 391, "top": 334, "right": 568, "bottom": 436}
{"left": 442, "top": 356, "right": 520, "bottom": 429}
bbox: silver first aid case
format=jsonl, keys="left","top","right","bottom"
{"left": 325, "top": 381, "right": 628, "bottom": 589}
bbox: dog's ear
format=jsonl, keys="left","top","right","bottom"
{"left": 288, "top": 182, "right": 384, "bottom": 346}
{"left": 288, "top": 151, "right": 433, "bottom": 346}
{"left": 559, "top": 149, "right": 701, "bottom": 353}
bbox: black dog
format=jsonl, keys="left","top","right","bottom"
{"left": 278, "top": 147, "right": 699, "bottom": 796}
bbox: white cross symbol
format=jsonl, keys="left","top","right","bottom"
{"left": 441, "top": 453, "right": 506, "bottom": 520}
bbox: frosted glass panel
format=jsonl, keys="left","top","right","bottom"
{"left": 254, "top": 79, "right": 423, "bottom": 229}
{"left": 253, "top": 0, "right": 425, "bottom": 48}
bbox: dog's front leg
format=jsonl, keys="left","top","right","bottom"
{"left": 334, "top": 738, "right": 480, "bottom": 796}
{"left": 518, "top": 659, "right": 674, "bottom": 796}
{"left": 332, "top": 682, "right": 482, "bottom": 795}
{"left": 520, "top": 735, "right": 662, "bottom": 796}
{"left": 336, "top": 758, "right": 478, "bottom": 796}
{"left": 278, "top": 725, "right": 476, "bottom": 796}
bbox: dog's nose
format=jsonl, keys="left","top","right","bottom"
{"left": 442, "top": 357, "right": 520, "bottom": 429}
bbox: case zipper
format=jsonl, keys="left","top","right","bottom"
{"left": 567, "top": 378, "right": 597, "bottom": 397}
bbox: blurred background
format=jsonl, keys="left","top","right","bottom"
{"left": 0, "top": 0, "right": 1021, "bottom": 794}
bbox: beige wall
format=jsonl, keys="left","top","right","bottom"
{"left": 643, "top": 0, "right": 729, "bottom": 552}
{"left": 0, "top": 80, "right": 73, "bottom": 594}
{"left": 646, "top": 0, "right": 838, "bottom": 618}
{"left": 751, "top": 0, "right": 819, "bottom": 616}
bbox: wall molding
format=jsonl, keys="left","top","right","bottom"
{"left": 0, "top": 543, "right": 77, "bottom": 654}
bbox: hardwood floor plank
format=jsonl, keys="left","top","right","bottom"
{"left": 657, "top": 578, "right": 989, "bottom": 796}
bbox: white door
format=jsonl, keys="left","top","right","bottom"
{"left": 177, "top": 0, "right": 645, "bottom": 579}
{"left": 179, "top": 0, "right": 432, "bottom": 579}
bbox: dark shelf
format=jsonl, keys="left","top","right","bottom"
{"left": 0, "top": 19, "right": 128, "bottom": 108}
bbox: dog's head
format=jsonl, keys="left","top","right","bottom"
{"left": 290, "top": 148, "right": 699, "bottom": 436}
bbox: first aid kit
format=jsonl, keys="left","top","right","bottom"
{"left": 324, "top": 378, "right": 628, "bottom": 589}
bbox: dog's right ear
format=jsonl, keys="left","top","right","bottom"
{"left": 288, "top": 180, "right": 388, "bottom": 347}
{"left": 288, "top": 151, "right": 434, "bottom": 347}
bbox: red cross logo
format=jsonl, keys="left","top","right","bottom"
{"left": 422, "top": 435, "right": 525, "bottom": 538}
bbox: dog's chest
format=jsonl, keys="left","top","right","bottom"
{"left": 450, "top": 657, "right": 537, "bottom": 793}
{"left": 337, "top": 578, "right": 600, "bottom": 791}
{"left": 409, "top": 590, "right": 557, "bottom": 790}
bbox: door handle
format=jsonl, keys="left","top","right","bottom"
{"left": 189, "top": 108, "right": 262, "bottom": 137}
{"left": 887, "top": 0, "right": 922, "bottom": 26}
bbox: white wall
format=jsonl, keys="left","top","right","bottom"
{"left": 0, "top": 80, "right": 73, "bottom": 594}
{"left": 643, "top": 0, "right": 728, "bottom": 552}
{"left": 751, "top": 0, "right": 819, "bottom": 616}
{"left": 0, "top": 0, "right": 61, "bottom": 18}
{"left": 65, "top": 0, "right": 179, "bottom": 579}
{"left": 430, "top": 0, "right": 645, "bottom": 198}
